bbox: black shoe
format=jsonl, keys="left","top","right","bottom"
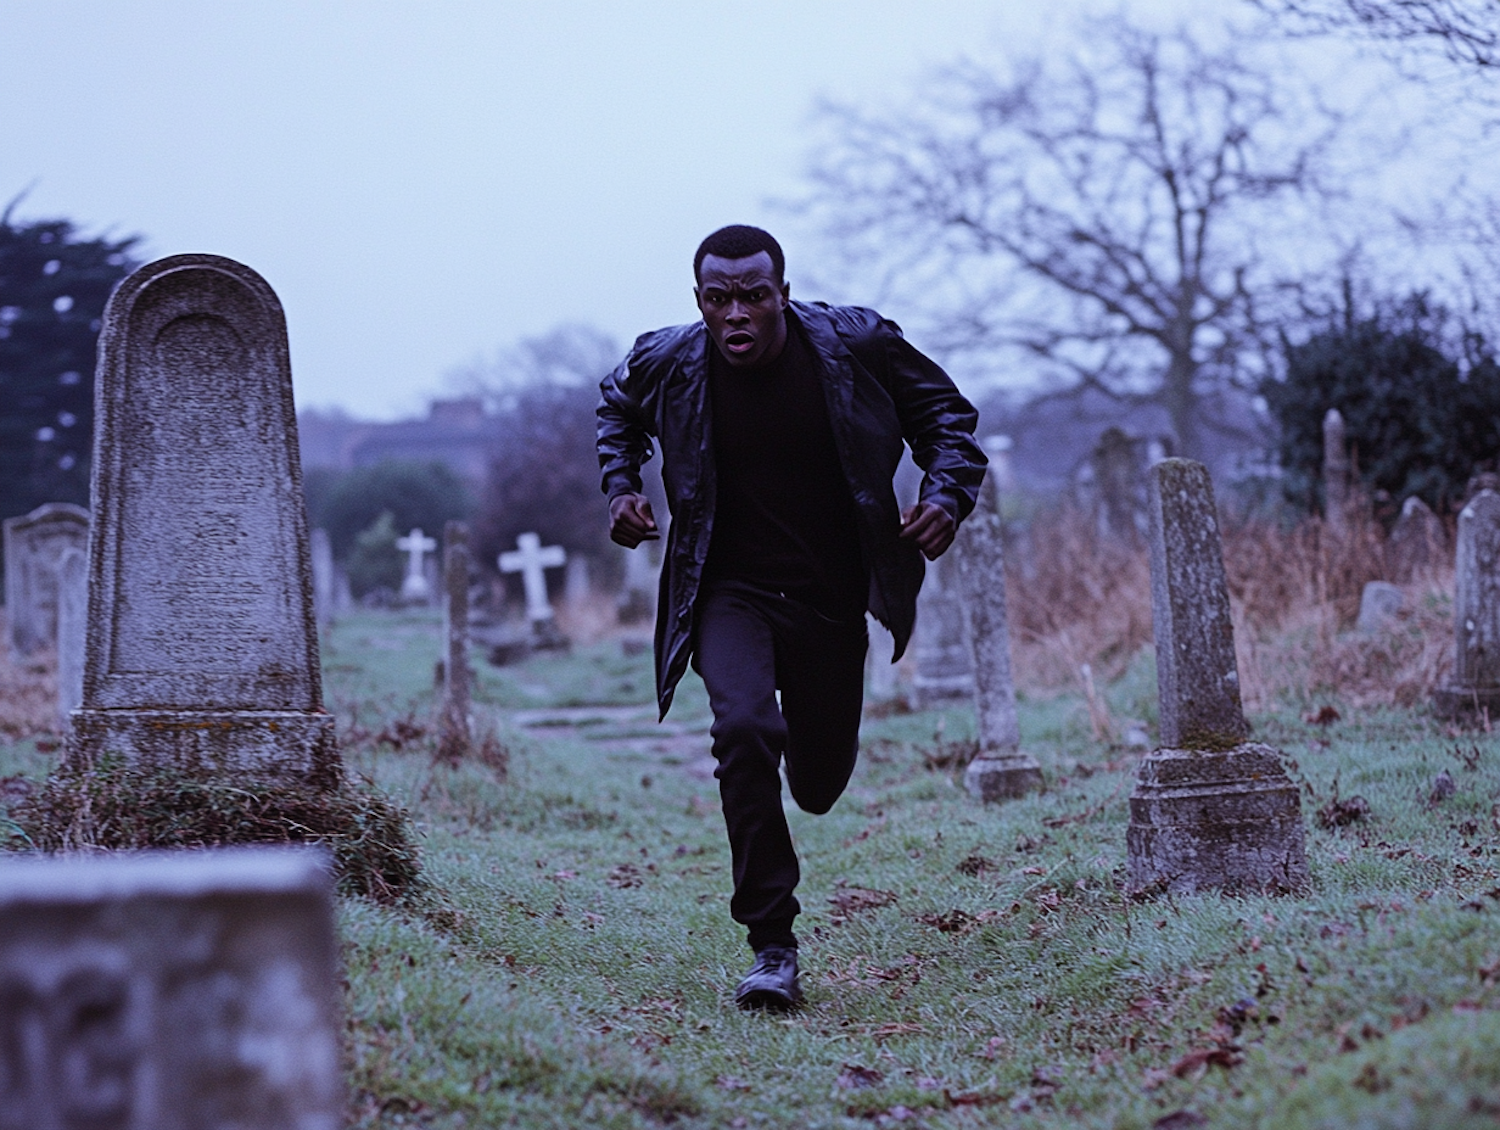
{"left": 734, "top": 945, "right": 804, "bottom": 1012}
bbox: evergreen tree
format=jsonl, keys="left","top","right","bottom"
{"left": 0, "top": 201, "right": 140, "bottom": 527}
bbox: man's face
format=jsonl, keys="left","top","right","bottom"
{"left": 695, "top": 251, "right": 790, "bottom": 368}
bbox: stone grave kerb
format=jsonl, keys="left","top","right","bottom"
{"left": 69, "top": 253, "right": 337, "bottom": 786}
{"left": 1147, "top": 458, "right": 1249, "bottom": 750}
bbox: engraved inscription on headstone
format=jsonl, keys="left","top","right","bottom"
{"left": 2, "top": 502, "right": 89, "bottom": 660}
{"left": 67, "top": 254, "right": 337, "bottom": 785}
{"left": 1127, "top": 459, "right": 1308, "bottom": 895}
{"left": 1435, "top": 489, "right": 1500, "bottom": 719}
{"left": 0, "top": 847, "right": 342, "bottom": 1130}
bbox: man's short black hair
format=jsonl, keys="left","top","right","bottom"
{"left": 694, "top": 225, "right": 785, "bottom": 284}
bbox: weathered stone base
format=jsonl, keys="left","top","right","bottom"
{"left": 1126, "top": 743, "right": 1308, "bottom": 896}
{"left": 67, "top": 709, "right": 340, "bottom": 788}
{"left": 1432, "top": 684, "right": 1500, "bottom": 722}
{"left": 964, "top": 751, "right": 1044, "bottom": 802}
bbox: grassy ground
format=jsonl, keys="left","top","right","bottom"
{"left": 3, "top": 608, "right": 1499, "bottom": 1128}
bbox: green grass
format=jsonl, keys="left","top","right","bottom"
{"left": 4, "top": 610, "right": 1499, "bottom": 1128}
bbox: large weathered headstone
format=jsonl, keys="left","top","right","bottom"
{"left": 3, "top": 502, "right": 89, "bottom": 660}
{"left": 310, "top": 527, "right": 335, "bottom": 625}
{"left": 1434, "top": 489, "right": 1500, "bottom": 720}
{"left": 911, "top": 554, "right": 973, "bottom": 707}
{"left": 1127, "top": 459, "right": 1307, "bottom": 895}
{"left": 1387, "top": 495, "right": 1446, "bottom": 582}
{"left": 436, "top": 521, "right": 473, "bottom": 762}
{"left": 396, "top": 527, "right": 437, "bottom": 605}
{"left": 953, "top": 491, "right": 1042, "bottom": 801}
{"left": 1322, "top": 407, "right": 1351, "bottom": 537}
{"left": 55, "top": 547, "right": 86, "bottom": 727}
{"left": 67, "top": 254, "right": 338, "bottom": 786}
{"left": 0, "top": 846, "right": 342, "bottom": 1129}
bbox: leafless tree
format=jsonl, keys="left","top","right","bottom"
{"left": 800, "top": 18, "right": 1344, "bottom": 459}
{"left": 1252, "top": 0, "right": 1500, "bottom": 70}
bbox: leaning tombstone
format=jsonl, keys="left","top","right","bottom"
{"left": 1356, "top": 580, "right": 1405, "bottom": 635}
{"left": 0, "top": 846, "right": 342, "bottom": 1128}
{"left": 1434, "top": 489, "right": 1500, "bottom": 721}
{"left": 953, "top": 491, "right": 1043, "bottom": 800}
{"left": 911, "top": 553, "right": 973, "bottom": 707}
{"left": 1127, "top": 459, "right": 1308, "bottom": 895}
{"left": 1387, "top": 495, "right": 1446, "bottom": 582}
{"left": 1322, "top": 407, "right": 1351, "bottom": 537}
{"left": 310, "top": 526, "right": 335, "bottom": 625}
{"left": 67, "top": 254, "right": 339, "bottom": 786}
{"left": 54, "top": 546, "right": 86, "bottom": 727}
{"left": 2, "top": 502, "right": 89, "bottom": 660}
{"left": 436, "top": 521, "right": 473, "bottom": 762}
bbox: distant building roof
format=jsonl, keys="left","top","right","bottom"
{"left": 298, "top": 398, "right": 503, "bottom": 485}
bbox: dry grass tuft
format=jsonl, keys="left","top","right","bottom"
{"left": 1004, "top": 503, "right": 1455, "bottom": 710}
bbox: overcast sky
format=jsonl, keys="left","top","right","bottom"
{"left": 2, "top": 1, "right": 1474, "bottom": 420}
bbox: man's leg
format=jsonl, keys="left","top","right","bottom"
{"left": 692, "top": 583, "right": 800, "bottom": 952}
{"left": 778, "top": 610, "right": 867, "bottom": 816}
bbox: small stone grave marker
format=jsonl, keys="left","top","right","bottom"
{"left": 1434, "top": 488, "right": 1500, "bottom": 720}
{"left": 310, "top": 527, "right": 335, "bottom": 625}
{"left": 396, "top": 527, "right": 436, "bottom": 604}
{"left": 911, "top": 554, "right": 973, "bottom": 707}
{"left": 1387, "top": 495, "right": 1446, "bottom": 582}
{"left": 953, "top": 491, "right": 1042, "bottom": 800}
{"left": 1323, "top": 407, "right": 1351, "bottom": 536}
{"left": 1356, "top": 580, "right": 1405, "bottom": 635}
{"left": 0, "top": 846, "right": 342, "bottom": 1129}
{"left": 67, "top": 254, "right": 337, "bottom": 785}
{"left": 499, "top": 531, "right": 566, "bottom": 631}
{"left": 1127, "top": 458, "right": 1307, "bottom": 895}
{"left": 2, "top": 502, "right": 89, "bottom": 660}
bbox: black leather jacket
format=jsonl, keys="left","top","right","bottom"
{"left": 597, "top": 300, "right": 986, "bottom": 717}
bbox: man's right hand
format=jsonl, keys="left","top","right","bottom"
{"left": 609, "top": 493, "right": 660, "bottom": 548}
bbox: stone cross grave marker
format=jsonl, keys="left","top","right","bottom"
{"left": 953, "top": 490, "right": 1043, "bottom": 801}
{"left": 310, "top": 527, "right": 335, "bottom": 624}
{"left": 1434, "top": 489, "right": 1500, "bottom": 720}
{"left": 1127, "top": 458, "right": 1308, "bottom": 895}
{"left": 500, "top": 531, "right": 567, "bottom": 627}
{"left": 67, "top": 254, "right": 338, "bottom": 786}
{"left": 3, "top": 502, "right": 89, "bottom": 660}
{"left": 55, "top": 546, "right": 86, "bottom": 727}
{"left": 911, "top": 553, "right": 973, "bottom": 707}
{"left": 437, "top": 521, "right": 473, "bottom": 762}
{"left": 1323, "top": 407, "right": 1351, "bottom": 537}
{"left": 396, "top": 527, "right": 437, "bottom": 604}
{"left": 0, "top": 846, "right": 342, "bottom": 1129}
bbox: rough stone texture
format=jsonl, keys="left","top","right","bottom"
{"left": 310, "top": 527, "right": 334, "bottom": 625}
{"left": 437, "top": 521, "right": 473, "bottom": 762}
{"left": 911, "top": 553, "right": 973, "bottom": 706}
{"left": 1323, "top": 407, "right": 1350, "bottom": 537}
{"left": 1146, "top": 459, "right": 1248, "bottom": 750}
{"left": 1356, "top": 580, "right": 1405, "bottom": 634}
{"left": 67, "top": 254, "right": 337, "bottom": 786}
{"left": 55, "top": 547, "right": 86, "bottom": 726}
{"left": 2, "top": 502, "right": 89, "bottom": 660}
{"left": 1126, "top": 745, "right": 1309, "bottom": 894}
{"left": 1435, "top": 489, "right": 1500, "bottom": 720}
{"left": 1387, "top": 495, "right": 1446, "bottom": 582}
{"left": 1130, "top": 459, "right": 1306, "bottom": 895}
{"left": 953, "top": 493, "right": 1042, "bottom": 800}
{"left": 0, "top": 846, "right": 342, "bottom": 1129}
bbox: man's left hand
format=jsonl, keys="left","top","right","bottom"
{"left": 899, "top": 501, "right": 956, "bottom": 559}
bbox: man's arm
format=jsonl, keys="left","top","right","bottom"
{"left": 879, "top": 321, "right": 987, "bottom": 559}
{"left": 597, "top": 352, "right": 662, "bottom": 549}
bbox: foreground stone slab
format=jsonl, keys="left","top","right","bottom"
{"left": 1128, "top": 459, "right": 1307, "bottom": 895}
{"left": 67, "top": 254, "right": 337, "bottom": 786}
{"left": 1435, "top": 488, "right": 1500, "bottom": 720}
{"left": 954, "top": 494, "right": 1042, "bottom": 801}
{"left": 0, "top": 846, "right": 342, "bottom": 1129}
{"left": 2, "top": 502, "right": 89, "bottom": 660}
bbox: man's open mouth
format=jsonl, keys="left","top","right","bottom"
{"left": 725, "top": 331, "right": 755, "bottom": 353}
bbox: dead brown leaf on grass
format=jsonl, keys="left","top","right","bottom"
{"left": 915, "top": 908, "right": 1001, "bottom": 934}
{"left": 829, "top": 886, "right": 898, "bottom": 920}
{"left": 607, "top": 863, "right": 644, "bottom": 889}
{"left": 837, "top": 1063, "right": 885, "bottom": 1089}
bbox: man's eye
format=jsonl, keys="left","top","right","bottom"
{"left": 747, "top": 290, "right": 765, "bottom": 302}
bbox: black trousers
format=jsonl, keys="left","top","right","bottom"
{"left": 691, "top": 580, "right": 868, "bottom": 951}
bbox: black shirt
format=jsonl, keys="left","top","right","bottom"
{"left": 703, "top": 314, "right": 867, "bottom": 620}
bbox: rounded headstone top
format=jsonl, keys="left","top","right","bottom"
{"left": 101, "top": 253, "right": 285, "bottom": 339}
